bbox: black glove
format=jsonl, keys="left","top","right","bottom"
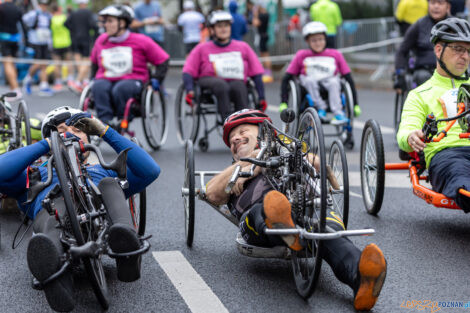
{"left": 66, "top": 112, "right": 107, "bottom": 137}
{"left": 393, "top": 72, "right": 406, "bottom": 90}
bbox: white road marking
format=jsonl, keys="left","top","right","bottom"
{"left": 349, "top": 171, "right": 412, "bottom": 188}
{"left": 350, "top": 191, "right": 362, "bottom": 198}
{"left": 153, "top": 251, "right": 229, "bottom": 313}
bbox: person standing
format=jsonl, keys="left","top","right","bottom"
{"left": 253, "top": 4, "right": 273, "bottom": 83}
{"left": 177, "top": 1, "right": 205, "bottom": 55}
{"left": 0, "top": 0, "right": 28, "bottom": 101}
{"left": 395, "top": 0, "right": 428, "bottom": 35}
{"left": 133, "top": 0, "right": 165, "bottom": 47}
{"left": 309, "top": 0, "right": 343, "bottom": 48}
{"left": 50, "top": 4, "right": 72, "bottom": 92}
{"left": 22, "top": 0, "right": 54, "bottom": 97}
{"left": 65, "top": 0, "right": 98, "bottom": 93}
{"left": 229, "top": 0, "right": 247, "bottom": 41}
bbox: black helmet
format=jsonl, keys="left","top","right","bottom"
{"left": 430, "top": 17, "right": 470, "bottom": 45}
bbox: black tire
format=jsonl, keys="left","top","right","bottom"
{"left": 292, "top": 107, "right": 327, "bottom": 299}
{"left": 141, "top": 85, "right": 167, "bottom": 150}
{"left": 16, "top": 100, "right": 31, "bottom": 148}
{"left": 339, "top": 80, "right": 354, "bottom": 150}
{"left": 198, "top": 137, "right": 209, "bottom": 152}
{"left": 282, "top": 79, "right": 300, "bottom": 135}
{"left": 175, "top": 84, "right": 199, "bottom": 145}
{"left": 50, "top": 132, "right": 109, "bottom": 309}
{"left": 328, "top": 139, "right": 349, "bottom": 228}
{"left": 129, "top": 138, "right": 147, "bottom": 236}
{"left": 360, "top": 120, "right": 385, "bottom": 215}
{"left": 78, "top": 83, "right": 93, "bottom": 111}
{"left": 394, "top": 91, "right": 406, "bottom": 134}
{"left": 184, "top": 140, "right": 195, "bottom": 247}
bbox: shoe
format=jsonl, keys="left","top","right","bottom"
{"left": 263, "top": 190, "right": 303, "bottom": 251}
{"left": 52, "top": 83, "right": 63, "bottom": 92}
{"left": 38, "top": 87, "right": 54, "bottom": 97}
{"left": 108, "top": 223, "right": 142, "bottom": 282}
{"left": 354, "top": 105, "right": 361, "bottom": 117}
{"left": 67, "top": 80, "right": 83, "bottom": 94}
{"left": 262, "top": 74, "right": 274, "bottom": 83}
{"left": 27, "top": 234, "right": 75, "bottom": 312}
{"left": 317, "top": 109, "right": 327, "bottom": 120}
{"left": 353, "top": 243, "right": 387, "bottom": 311}
{"left": 22, "top": 77, "right": 32, "bottom": 95}
{"left": 331, "top": 113, "right": 349, "bottom": 125}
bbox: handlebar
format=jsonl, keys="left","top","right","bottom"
{"left": 224, "top": 147, "right": 266, "bottom": 194}
{"left": 421, "top": 103, "right": 468, "bottom": 143}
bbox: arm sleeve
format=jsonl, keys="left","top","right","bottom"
{"left": 396, "top": 90, "right": 427, "bottom": 152}
{"left": 183, "top": 72, "right": 194, "bottom": 92}
{"left": 151, "top": 59, "right": 169, "bottom": 83}
{"left": 251, "top": 74, "right": 265, "bottom": 100}
{"left": 395, "top": 23, "right": 419, "bottom": 70}
{"left": 281, "top": 73, "right": 295, "bottom": 103}
{"left": 101, "top": 128, "right": 160, "bottom": 197}
{"left": 145, "top": 37, "right": 169, "bottom": 65}
{"left": 342, "top": 73, "right": 358, "bottom": 106}
{"left": 335, "top": 4, "right": 342, "bottom": 26}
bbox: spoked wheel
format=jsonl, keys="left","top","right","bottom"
{"left": 328, "top": 139, "right": 349, "bottom": 228}
{"left": 282, "top": 79, "right": 300, "bottom": 135}
{"left": 50, "top": 131, "right": 109, "bottom": 309}
{"left": 16, "top": 100, "right": 31, "bottom": 148}
{"left": 247, "top": 79, "right": 259, "bottom": 110}
{"left": 183, "top": 140, "right": 195, "bottom": 247}
{"left": 394, "top": 91, "right": 406, "bottom": 134}
{"left": 360, "top": 120, "right": 385, "bottom": 215}
{"left": 142, "top": 86, "right": 167, "bottom": 150}
{"left": 129, "top": 138, "right": 147, "bottom": 236}
{"left": 338, "top": 80, "right": 354, "bottom": 150}
{"left": 292, "top": 108, "right": 327, "bottom": 299}
{"left": 78, "top": 83, "right": 93, "bottom": 111}
{"left": 175, "top": 84, "right": 199, "bottom": 145}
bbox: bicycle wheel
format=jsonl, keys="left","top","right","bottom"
{"left": 360, "top": 120, "right": 385, "bottom": 215}
{"left": 175, "top": 84, "right": 199, "bottom": 145}
{"left": 340, "top": 80, "right": 355, "bottom": 150}
{"left": 394, "top": 91, "right": 406, "bottom": 134}
{"left": 79, "top": 83, "right": 94, "bottom": 111}
{"left": 129, "top": 190, "right": 146, "bottom": 236}
{"left": 51, "top": 132, "right": 109, "bottom": 309}
{"left": 292, "top": 107, "right": 327, "bottom": 299}
{"left": 16, "top": 100, "right": 31, "bottom": 148}
{"left": 183, "top": 140, "right": 195, "bottom": 247}
{"left": 328, "top": 139, "right": 349, "bottom": 228}
{"left": 142, "top": 86, "right": 167, "bottom": 150}
{"left": 282, "top": 79, "right": 300, "bottom": 135}
{"left": 247, "top": 79, "right": 258, "bottom": 110}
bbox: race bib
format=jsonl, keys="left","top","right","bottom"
{"left": 439, "top": 88, "right": 458, "bottom": 118}
{"left": 145, "top": 24, "right": 162, "bottom": 34}
{"left": 209, "top": 51, "right": 244, "bottom": 80}
{"left": 36, "top": 28, "right": 51, "bottom": 43}
{"left": 101, "top": 46, "right": 133, "bottom": 78}
{"left": 304, "top": 56, "right": 337, "bottom": 81}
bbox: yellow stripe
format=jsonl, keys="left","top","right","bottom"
{"left": 100, "top": 125, "right": 109, "bottom": 138}
{"left": 245, "top": 216, "right": 259, "bottom": 236}
{"left": 327, "top": 211, "right": 345, "bottom": 230}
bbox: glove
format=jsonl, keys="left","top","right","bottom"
{"left": 185, "top": 91, "right": 194, "bottom": 106}
{"left": 393, "top": 71, "right": 406, "bottom": 90}
{"left": 354, "top": 105, "right": 361, "bottom": 117}
{"left": 150, "top": 78, "right": 160, "bottom": 91}
{"left": 66, "top": 112, "right": 107, "bottom": 137}
{"left": 259, "top": 99, "right": 267, "bottom": 112}
{"left": 279, "top": 102, "right": 288, "bottom": 112}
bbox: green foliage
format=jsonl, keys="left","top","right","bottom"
{"left": 337, "top": 0, "right": 394, "bottom": 19}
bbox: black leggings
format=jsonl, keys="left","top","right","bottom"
{"left": 240, "top": 203, "right": 361, "bottom": 289}
{"left": 198, "top": 76, "right": 249, "bottom": 120}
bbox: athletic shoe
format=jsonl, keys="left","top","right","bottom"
{"left": 317, "top": 109, "right": 327, "bottom": 121}
{"left": 27, "top": 234, "right": 75, "bottom": 312}
{"left": 52, "top": 83, "right": 63, "bottom": 92}
{"left": 354, "top": 105, "right": 362, "bottom": 117}
{"left": 263, "top": 190, "right": 303, "bottom": 251}
{"left": 108, "top": 223, "right": 142, "bottom": 282}
{"left": 262, "top": 74, "right": 274, "bottom": 83}
{"left": 22, "top": 77, "right": 32, "bottom": 95}
{"left": 331, "top": 113, "right": 349, "bottom": 125}
{"left": 38, "top": 87, "right": 54, "bottom": 97}
{"left": 354, "top": 243, "right": 387, "bottom": 311}
{"left": 67, "top": 80, "right": 83, "bottom": 94}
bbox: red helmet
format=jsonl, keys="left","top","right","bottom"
{"left": 222, "top": 109, "right": 272, "bottom": 147}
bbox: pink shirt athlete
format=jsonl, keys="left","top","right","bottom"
{"left": 91, "top": 32, "right": 169, "bottom": 82}
{"left": 183, "top": 40, "right": 264, "bottom": 81}
{"left": 286, "top": 48, "right": 350, "bottom": 77}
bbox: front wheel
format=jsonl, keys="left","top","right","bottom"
{"left": 183, "top": 140, "right": 195, "bottom": 247}
{"left": 142, "top": 86, "right": 167, "bottom": 150}
{"left": 394, "top": 91, "right": 406, "bottom": 134}
{"left": 328, "top": 139, "right": 349, "bottom": 228}
{"left": 16, "top": 100, "right": 31, "bottom": 148}
{"left": 175, "top": 84, "right": 199, "bottom": 145}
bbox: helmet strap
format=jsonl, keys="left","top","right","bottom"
{"left": 438, "top": 43, "right": 469, "bottom": 81}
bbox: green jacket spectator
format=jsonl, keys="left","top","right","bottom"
{"left": 309, "top": 0, "right": 342, "bottom": 36}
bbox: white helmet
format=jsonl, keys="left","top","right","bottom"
{"left": 208, "top": 10, "right": 233, "bottom": 26}
{"left": 302, "top": 22, "right": 327, "bottom": 39}
{"left": 183, "top": 0, "right": 195, "bottom": 10}
{"left": 74, "top": 0, "right": 89, "bottom": 4}
{"left": 99, "top": 5, "right": 135, "bottom": 26}
{"left": 41, "top": 106, "right": 82, "bottom": 139}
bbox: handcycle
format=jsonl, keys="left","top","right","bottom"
{"left": 283, "top": 77, "right": 355, "bottom": 149}
{"left": 79, "top": 78, "right": 168, "bottom": 150}
{"left": 0, "top": 91, "right": 32, "bottom": 152}
{"left": 360, "top": 84, "right": 470, "bottom": 215}
{"left": 26, "top": 130, "right": 150, "bottom": 309}
{"left": 181, "top": 108, "right": 373, "bottom": 298}
{"left": 174, "top": 79, "right": 259, "bottom": 152}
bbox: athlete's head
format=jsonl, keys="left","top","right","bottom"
{"left": 302, "top": 22, "right": 327, "bottom": 53}
{"left": 431, "top": 18, "right": 470, "bottom": 79}
{"left": 207, "top": 10, "right": 233, "bottom": 42}
{"left": 183, "top": 1, "right": 195, "bottom": 11}
{"left": 223, "top": 109, "right": 271, "bottom": 161}
{"left": 41, "top": 106, "right": 89, "bottom": 144}
{"left": 75, "top": 0, "right": 89, "bottom": 8}
{"left": 428, "top": 0, "right": 450, "bottom": 21}
{"left": 38, "top": 0, "right": 49, "bottom": 10}
{"left": 99, "top": 5, "right": 134, "bottom": 37}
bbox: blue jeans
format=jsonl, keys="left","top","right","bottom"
{"left": 92, "top": 79, "right": 143, "bottom": 124}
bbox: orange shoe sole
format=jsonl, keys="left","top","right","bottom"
{"left": 263, "top": 191, "right": 303, "bottom": 251}
{"left": 354, "top": 243, "right": 387, "bottom": 311}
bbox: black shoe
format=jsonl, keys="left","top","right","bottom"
{"left": 27, "top": 234, "right": 75, "bottom": 312}
{"left": 108, "top": 223, "right": 142, "bottom": 282}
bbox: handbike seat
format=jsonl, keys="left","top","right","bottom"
{"left": 235, "top": 232, "right": 290, "bottom": 259}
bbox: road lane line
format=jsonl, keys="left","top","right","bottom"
{"left": 350, "top": 191, "right": 362, "bottom": 198}
{"left": 152, "top": 251, "right": 229, "bottom": 313}
{"left": 349, "top": 171, "right": 414, "bottom": 188}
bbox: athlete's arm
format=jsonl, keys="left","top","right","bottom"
{"left": 395, "top": 22, "right": 419, "bottom": 71}
{"left": 342, "top": 73, "right": 358, "bottom": 106}
{"left": 151, "top": 59, "right": 169, "bottom": 84}
{"left": 280, "top": 73, "right": 295, "bottom": 103}
{"left": 251, "top": 74, "right": 265, "bottom": 100}
{"left": 396, "top": 90, "right": 427, "bottom": 152}
{"left": 182, "top": 72, "right": 195, "bottom": 92}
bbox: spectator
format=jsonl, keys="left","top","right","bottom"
{"left": 253, "top": 4, "right": 273, "bottom": 83}
{"left": 287, "top": 10, "right": 302, "bottom": 39}
{"left": 310, "top": 0, "right": 342, "bottom": 48}
{"left": 246, "top": 0, "right": 254, "bottom": 25}
{"left": 177, "top": 0, "right": 205, "bottom": 55}
{"left": 65, "top": 0, "right": 98, "bottom": 93}
{"left": 133, "top": 0, "right": 165, "bottom": 47}
{"left": 395, "top": 0, "right": 428, "bottom": 36}
{"left": 50, "top": 4, "right": 72, "bottom": 92}
{"left": 229, "top": 0, "right": 247, "bottom": 40}
{"left": 0, "top": 0, "right": 28, "bottom": 101}
{"left": 450, "top": 0, "right": 466, "bottom": 16}
{"left": 22, "top": 0, "right": 54, "bottom": 97}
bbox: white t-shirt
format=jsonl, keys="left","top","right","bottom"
{"left": 177, "top": 11, "right": 205, "bottom": 44}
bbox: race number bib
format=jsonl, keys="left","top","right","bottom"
{"left": 304, "top": 56, "right": 337, "bottom": 81}
{"left": 209, "top": 51, "right": 244, "bottom": 80}
{"left": 36, "top": 28, "right": 51, "bottom": 43}
{"left": 145, "top": 24, "right": 162, "bottom": 34}
{"left": 439, "top": 88, "right": 458, "bottom": 118}
{"left": 101, "top": 46, "right": 133, "bottom": 78}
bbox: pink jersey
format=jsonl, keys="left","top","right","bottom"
{"left": 286, "top": 49, "right": 350, "bottom": 80}
{"left": 91, "top": 32, "right": 169, "bottom": 82}
{"left": 183, "top": 40, "right": 264, "bottom": 81}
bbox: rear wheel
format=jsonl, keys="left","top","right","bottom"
{"left": 16, "top": 100, "right": 31, "bottom": 148}
{"left": 394, "top": 91, "right": 406, "bottom": 134}
{"left": 328, "top": 139, "right": 349, "bottom": 228}
{"left": 175, "top": 84, "right": 199, "bottom": 145}
{"left": 129, "top": 137, "right": 147, "bottom": 236}
{"left": 282, "top": 79, "right": 300, "bottom": 135}
{"left": 142, "top": 86, "right": 167, "bottom": 150}
{"left": 183, "top": 140, "right": 195, "bottom": 247}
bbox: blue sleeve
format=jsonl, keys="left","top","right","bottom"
{"left": 183, "top": 72, "right": 194, "bottom": 92}
{"left": 0, "top": 140, "right": 50, "bottom": 198}
{"left": 252, "top": 74, "right": 265, "bottom": 100}
{"left": 101, "top": 128, "right": 160, "bottom": 197}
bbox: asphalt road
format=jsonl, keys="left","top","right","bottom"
{"left": 0, "top": 69, "right": 469, "bottom": 313}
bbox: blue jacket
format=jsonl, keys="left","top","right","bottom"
{"left": 229, "top": 1, "right": 247, "bottom": 41}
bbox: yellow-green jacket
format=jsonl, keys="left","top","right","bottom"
{"left": 309, "top": 0, "right": 342, "bottom": 35}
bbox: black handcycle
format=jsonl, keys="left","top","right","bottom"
{"left": 0, "top": 92, "right": 31, "bottom": 152}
